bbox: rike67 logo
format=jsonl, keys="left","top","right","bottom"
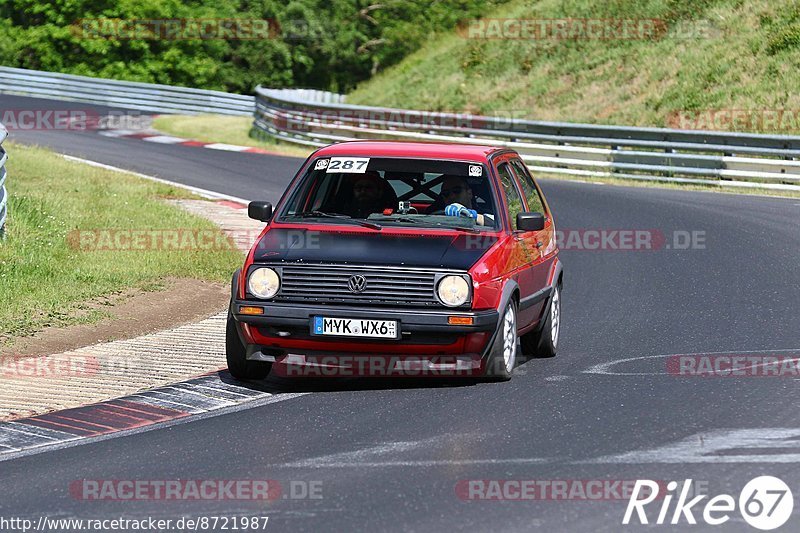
{"left": 623, "top": 477, "right": 794, "bottom": 530}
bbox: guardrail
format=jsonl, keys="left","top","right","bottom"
{"left": 1, "top": 123, "right": 7, "bottom": 237}
{"left": 1, "top": 67, "right": 798, "bottom": 191}
{"left": 254, "top": 86, "right": 800, "bottom": 191}
{"left": 0, "top": 67, "right": 253, "bottom": 116}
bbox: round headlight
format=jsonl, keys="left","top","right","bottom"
{"left": 248, "top": 267, "right": 280, "bottom": 299}
{"left": 437, "top": 275, "right": 470, "bottom": 307}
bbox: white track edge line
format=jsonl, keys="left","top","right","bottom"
{"left": 61, "top": 154, "right": 250, "bottom": 204}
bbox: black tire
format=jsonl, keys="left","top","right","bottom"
{"left": 520, "top": 283, "right": 561, "bottom": 358}
{"left": 226, "top": 310, "right": 272, "bottom": 380}
{"left": 482, "top": 300, "right": 518, "bottom": 381}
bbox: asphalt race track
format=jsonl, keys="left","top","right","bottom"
{"left": 2, "top": 95, "right": 799, "bottom": 532}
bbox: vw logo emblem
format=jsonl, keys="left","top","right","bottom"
{"left": 347, "top": 274, "right": 367, "bottom": 293}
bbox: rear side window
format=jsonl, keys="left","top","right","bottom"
{"left": 497, "top": 162, "right": 524, "bottom": 227}
{"left": 510, "top": 159, "right": 546, "bottom": 214}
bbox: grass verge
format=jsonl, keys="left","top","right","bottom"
{"left": 0, "top": 142, "right": 243, "bottom": 343}
{"left": 348, "top": 0, "right": 800, "bottom": 133}
{"left": 151, "top": 114, "right": 312, "bottom": 158}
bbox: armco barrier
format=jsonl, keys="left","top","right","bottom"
{"left": 253, "top": 86, "right": 800, "bottom": 191}
{"left": 0, "top": 123, "right": 7, "bottom": 237}
{"left": 0, "top": 66, "right": 253, "bottom": 116}
{"left": 0, "top": 67, "right": 798, "bottom": 191}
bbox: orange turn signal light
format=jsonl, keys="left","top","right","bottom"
{"left": 448, "top": 316, "right": 474, "bottom": 326}
{"left": 239, "top": 306, "right": 264, "bottom": 316}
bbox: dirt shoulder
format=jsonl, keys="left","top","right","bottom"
{"left": 2, "top": 278, "right": 229, "bottom": 359}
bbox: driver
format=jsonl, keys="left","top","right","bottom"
{"left": 440, "top": 175, "right": 494, "bottom": 226}
{"left": 350, "top": 171, "right": 392, "bottom": 219}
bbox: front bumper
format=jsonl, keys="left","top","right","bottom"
{"left": 231, "top": 300, "right": 499, "bottom": 360}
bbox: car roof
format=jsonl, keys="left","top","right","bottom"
{"left": 312, "top": 141, "right": 505, "bottom": 162}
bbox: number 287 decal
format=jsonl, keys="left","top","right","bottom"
{"left": 324, "top": 157, "right": 370, "bottom": 173}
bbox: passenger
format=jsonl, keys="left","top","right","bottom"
{"left": 440, "top": 175, "right": 494, "bottom": 226}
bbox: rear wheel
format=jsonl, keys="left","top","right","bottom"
{"left": 226, "top": 311, "right": 272, "bottom": 380}
{"left": 521, "top": 283, "right": 561, "bottom": 358}
{"left": 483, "top": 301, "right": 518, "bottom": 381}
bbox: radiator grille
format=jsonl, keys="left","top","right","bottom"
{"left": 270, "top": 264, "right": 446, "bottom": 307}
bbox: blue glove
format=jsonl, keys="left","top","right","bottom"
{"left": 445, "top": 203, "right": 478, "bottom": 219}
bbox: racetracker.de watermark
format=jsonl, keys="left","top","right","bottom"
{"left": 273, "top": 354, "right": 486, "bottom": 378}
{"left": 0, "top": 109, "right": 149, "bottom": 131}
{"left": 458, "top": 230, "right": 705, "bottom": 251}
{"left": 0, "top": 355, "right": 99, "bottom": 379}
{"left": 274, "top": 109, "right": 499, "bottom": 133}
{"left": 68, "top": 229, "right": 706, "bottom": 253}
{"left": 667, "top": 109, "right": 800, "bottom": 133}
{"left": 456, "top": 479, "right": 674, "bottom": 501}
{"left": 458, "top": 18, "right": 720, "bottom": 40}
{"left": 71, "top": 18, "right": 280, "bottom": 40}
{"left": 67, "top": 229, "right": 263, "bottom": 251}
{"left": 554, "top": 229, "right": 700, "bottom": 251}
{"left": 0, "top": 354, "right": 173, "bottom": 379}
{"left": 69, "top": 479, "right": 323, "bottom": 501}
{"left": 667, "top": 354, "right": 800, "bottom": 377}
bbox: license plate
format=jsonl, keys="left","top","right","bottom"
{"left": 312, "top": 316, "right": 398, "bottom": 339}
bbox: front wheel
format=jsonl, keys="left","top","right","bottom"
{"left": 226, "top": 310, "right": 272, "bottom": 380}
{"left": 483, "top": 301, "right": 518, "bottom": 381}
{"left": 521, "top": 283, "right": 561, "bottom": 358}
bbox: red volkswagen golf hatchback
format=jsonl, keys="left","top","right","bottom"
{"left": 227, "top": 141, "right": 562, "bottom": 381}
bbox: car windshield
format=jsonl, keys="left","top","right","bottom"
{"left": 280, "top": 157, "right": 498, "bottom": 230}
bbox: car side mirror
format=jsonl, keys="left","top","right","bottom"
{"left": 517, "top": 212, "right": 545, "bottom": 231}
{"left": 248, "top": 201, "right": 273, "bottom": 222}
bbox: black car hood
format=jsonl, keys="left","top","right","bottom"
{"left": 252, "top": 227, "right": 498, "bottom": 271}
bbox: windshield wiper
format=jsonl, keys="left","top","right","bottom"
{"left": 297, "top": 210, "right": 349, "bottom": 219}
{"left": 295, "top": 211, "right": 382, "bottom": 230}
{"left": 377, "top": 216, "right": 480, "bottom": 233}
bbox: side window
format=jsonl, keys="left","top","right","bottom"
{"left": 510, "top": 159, "right": 546, "bottom": 214}
{"left": 497, "top": 162, "right": 524, "bottom": 229}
